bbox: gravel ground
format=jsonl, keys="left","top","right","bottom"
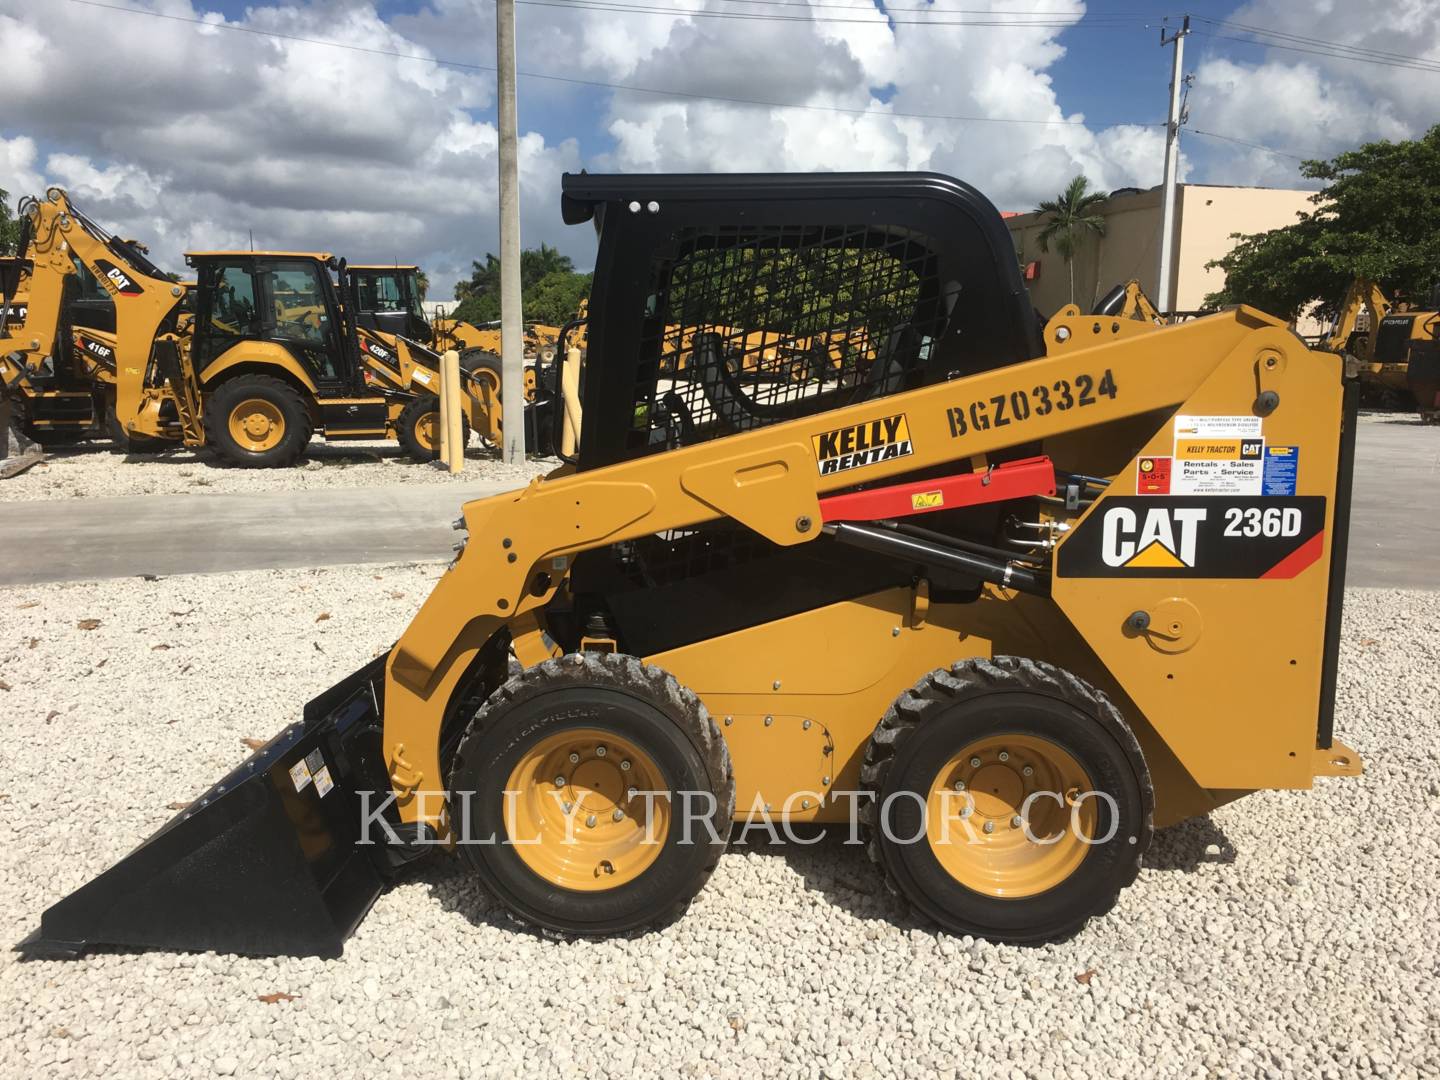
{"left": 0, "top": 568, "right": 1436, "bottom": 1079}
{"left": 0, "top": 438, "right": 552, "bottom": 502}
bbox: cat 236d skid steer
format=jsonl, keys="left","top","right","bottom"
{"left": 23, "top": 172, "right": 1362, "bottom": 955}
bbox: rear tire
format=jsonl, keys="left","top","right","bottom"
{"left": 861, "top": 656, "right": 1152, "bottom": 944}
{"left": 448, "top": 653, "right": 734, "bottom": 936}
{"left": 204, "top": 375, "right": 312, "bottom": 468}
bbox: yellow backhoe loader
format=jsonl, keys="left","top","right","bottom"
{"left": 0, "top": 189, "right": 506, "bottom": 465}
{"left": 346, "top": 263, "right": 563, "bottom": 447}
{"left": 23, "top": 172, "right": 1361, "bottom": 957}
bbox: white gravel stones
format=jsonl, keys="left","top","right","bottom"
{"left": 0, "top": 439, "right": 553, "bottom": 503}
{"left": 0, "top": 572, "right": 1437, "bottom": 1079}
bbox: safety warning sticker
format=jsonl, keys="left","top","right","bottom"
{"left": 1263, "top": 445, "right": 1299, "bottom": 496}
{"left": 1136, "top": 456, "right": 1172, "bottom": 495}
{"left": 313, "top": 764, "right": 335, "bottom": 799}
{"left": 289, "top": 759, "right": 313, "bottom": 793}
{"left": 1171, "top": 415, "right": 1264, "bottom": 496}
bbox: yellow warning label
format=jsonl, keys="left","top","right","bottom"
{"left": 911, "top": 490, "right": 944, "bottom": 510}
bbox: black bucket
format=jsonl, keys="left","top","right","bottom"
{"left": 17, "top": 655, "right": 424, "bottom": 959}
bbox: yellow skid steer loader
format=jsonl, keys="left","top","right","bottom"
{"left": 22, "top": 172, "right": 1361, "bottom": 956}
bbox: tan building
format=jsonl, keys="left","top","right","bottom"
{"left": 1006, "top": 183, "right": 1315, "bottom": 320}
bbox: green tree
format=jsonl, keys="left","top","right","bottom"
{"left": 450, "top": 243, "right": 579, "bottom": 323}
{"left": 1035, "top": 175, "right": 1109, "bottom": 306}
{"left": 416, "top": 269, "right": 430, "bottom": 302}
{"left": 1206, "top": 126, "right": 1440, "bottom": 320}
{"left": 0, "top": 188, "right": 21, "bottom": 256}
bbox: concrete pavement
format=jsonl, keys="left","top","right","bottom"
{"left": 0, "top": 419, "right": 1435, "bottom": 588}
{"left": 0, "top": 480, "right": 519, "bottom": 586}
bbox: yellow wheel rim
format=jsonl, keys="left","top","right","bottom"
{"left": 926, "top": 734, "right": 1096, "bottom": 898}
{"left": 415, "top": 410, "right": 439, "bottom": 452}
{"left": 228, "top": 399, "right": 285, "bottom": 452}
{"left": 503, "top": 728, "right": 670, "bottom": 891}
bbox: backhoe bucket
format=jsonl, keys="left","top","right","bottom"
{"left": 18, "top": 656, "right": 407, "bottom": 959}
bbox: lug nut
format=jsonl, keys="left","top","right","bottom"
{"left": 596, "top": 746, "right": 607, "bottom": 757}
{"left": 554, "top": 776, "right": 566, "bottom": 787}
{"left": 983, "top": 820, "right": 996, "bottom": 834}
{"left": 621, "top": 760, "right": 632, "bottom": 771}
{"left": 569, "top": 752, "right": 580, "bottom": 764}
{"left": 970, "top": 756, "right": 982, "bottom": 768}
{"left": 585, "top": 814, "right": 597, "bottom": 828}
{"left": 953, "top": 780, "right": 966, "bottom": 791}
{"left": 612, "top": 808, "right": 624, "bottom": 822}
{"left": 1022, "top": 765, "right": 1034, "bottom": 777}
{"left": 627, "top": 787, "right": 637, "bottom": 801}
{"left": 959, "top": 806, "right": 972, "bottom": 819}
{"left": 1011, "top": 815, "right": 1023, "bottom": 829}
{"left": 998, "top": 751, "right": 1010, "bottom": 762}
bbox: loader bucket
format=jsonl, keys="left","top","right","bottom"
{"left": 18, "top": 656, "right": 406, "bottom": 959}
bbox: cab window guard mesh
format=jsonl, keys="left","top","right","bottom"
{"left": 626, "top": 223, "right": 946, "bottom": 457}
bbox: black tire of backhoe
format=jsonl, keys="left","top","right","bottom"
{"left": 394, "top": 393, "right": 468, "bottom": 463}
{"left": 860, "top": 656, "right": 1154, "bottom": 945}
{"left": 203, "top": 374, "right": 313, "bottom": 469}
{"left": 448, "top": 653, "right": 735, "bottom": 937}
{"left": 459, "top": 348, "right": 502, "bottom": 378}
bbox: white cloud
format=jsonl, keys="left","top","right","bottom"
{"left": 0, "top": 0, "right": 580, "bottom": 299}
{"left": 0, "top": 0, "right": 1430, "bottom": 299}
{"left": 1186, "top": 0, "right": 1437, "bottom": 183}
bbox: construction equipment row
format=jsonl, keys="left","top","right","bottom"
{"left": 0, "top": 190, "right": 565, "bottom": 466}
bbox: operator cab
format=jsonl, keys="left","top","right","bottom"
{"left": 186, "top": 252, "right": 358, "bottom": 392}
{"left": 347, "top": 264, "right": 432, "bottom": 342}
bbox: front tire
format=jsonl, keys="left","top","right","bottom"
{"left": 862, "top": 657, "right": 1152, "bottom": 944}
{"left": 448, "top": 653, "right": 734, "bottom": 936}
{"left": 395, "top": 394, "right": 468, "bottom": 462}
{"left": 204, "top": 375, "right": 312, "bottom": 468}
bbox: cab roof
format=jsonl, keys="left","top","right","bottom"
{"left": 347, "top": 264, "right": 419, "bottom": 273}
{"left": 185, "top": 251, "right": 335, "bottom": 261}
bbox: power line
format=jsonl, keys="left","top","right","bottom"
{"left": 1191, "top": 25, "right": 1440, "bottom": 75}
{"left": 519, "top": 0, "right": 1149, "bottom": 30}
{"left": 58, "top": 0, "right": 1157, "bottom": 129}
{"left": 1194, "top": 15, "right": 1440, "bottom": 70}
{"left": 1189, "top": 129, "right": 1312, "bottom": 162}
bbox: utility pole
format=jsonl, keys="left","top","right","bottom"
{"left": 1156, "top": 14, "right": 1190, "bottom": 314}
{"left": 495, "top": 0, "right": 526, "bottom": 463}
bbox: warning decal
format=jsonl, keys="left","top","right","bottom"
{"left": 313, "top": 765, "right": 335, "bottom": 799}
{"left": 1137, "top": 456, "right": 1172, "bottom": 495}
{"left": 813, "top": 414, "right": 913, "bottom": 475}
{"left": 911, "top": 490, "right": 944, "bottom": 510}
{"left": 289, "top": 759, "right": 313, "bottom": 793}
{"left": 1171, "top": 415, "right": 1264, "bottom": 496}
{"left": 1056, "top": 496, "right": 1327, "bottom": 578}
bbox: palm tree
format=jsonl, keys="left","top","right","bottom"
{"left": 1034, "top": 175, "right": 1109, "bottom": 305}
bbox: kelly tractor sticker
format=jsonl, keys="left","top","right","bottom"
{"left": 1170, "top": 415, "right": 1265, "bottom": 496}
{"left": 814, "top": 413, "right": 913, "bottom": 475}
{"left": 1057, "top": 497, "right": 1327, "bottom": 579}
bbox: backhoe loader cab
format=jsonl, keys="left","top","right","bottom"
{"left": 347, "top": 264, "right": 431, "bottom": 342}
{"left": 25, "top": 171, "right": 1363, "bottom": 959}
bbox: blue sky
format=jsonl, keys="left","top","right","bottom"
{"left": 2, "top": 0, "right": 1433, "bottom": 295}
